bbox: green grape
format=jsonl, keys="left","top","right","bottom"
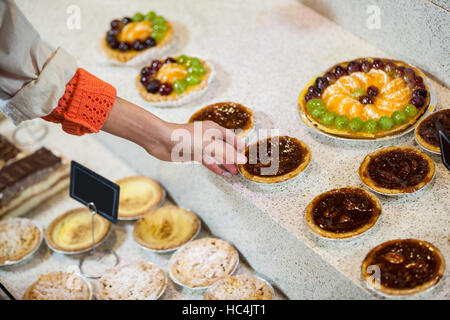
{"left": 392, "top": 110, "right": 407, "bottom": 124}
{"left": 132, "top": 13, "right": 144, "bottom": 22}
{"left": 403, "top": 104, "right": 417, "bottom": 117}
{"left": 311, "top": 105, "right": 327, "bottom": 118}
{"left": 334, "top": 115, "right": 348, "bottom": 129}
{"left": 321, "top": 111, "right": 337, "bottom": 126}
{"left": 173, "top": 80, "right": 187, "bottom": 94}
{"left": 378, "top": 116, "right": 394, "bottom": 130}
{"left": 153, "top": 16, "right": 166, "bottom": 25}
{"left": 177, "top": 55, "right": 188, "bottom": 64}
{"left": 349, "top": 117, "right": 364, "bottom": 132}
{"left": 351, "top": 88, "right": 365, "bottom": 100}
{"left": 306, "top": 98, "right": 325, "bottom": 113}
{"left": 145, "top": 11, "right": 157, "bottom": 21}
{"left": 151, "top": 31, "right": 164, "bottom": 42}
{"left": 188, "top": 66, "right": 205, "bottom": 76}
{"left": 153, "top": 23, "right": 168, "bottom": 33}
{"left": 186, "top": 75, "right": 201, "bottom": 85}
{"left": 364, "top": 119, "right": 378, "bottom": 133}
{"left": 187, "top": 57, "right": 202, "bottom": 67}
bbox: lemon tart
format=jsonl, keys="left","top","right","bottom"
{"left": 362, "top": 239, "right": 445, "bottom": 296}
{"left": 116, "top": 176, "right": 164, "bottom": 219}
{"left": 299, "top": 58, "right": 431, "bottom": 139}
{"left": 136, "top": 55, "right": 213, "bottom": 106}
{"left": 45, "top": 208, "right": 111, "bottom": 253}
{"left": 204, "top": 275, "right": 273, "bottom": 300}
{"left": 416, "top": 109, "right": 450, "bottom": 154}
{"left": 189, "top": 102, "right": 254, "bottom": 137}
{"left": 97, "top": 262, "right": 167, "bottom": 300}
{"left": 133, "top": 205, "right": 200, "bottom": 251}
{"left": 102, "top": 11, "right": 174, "bottom": 63}
{"left": 359, "top": 147, "right": 435, "bottom": 195}
{"left": 24, "top": 271, "right": 92, "bottom": 300}
{"left": 169, "top": 237, "right": 239, "bottom": 288}
{"left": 305, "top": 187, "right": 381, "bottom": 239}
{"left": 238, "top": 136, "right": 311, "bottom": 184}
{"left": 0, "top": 218, "right": 42, "bottom": 265}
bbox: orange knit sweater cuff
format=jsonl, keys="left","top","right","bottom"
{"left": 42, "top": 68, "right": 116, "bottom": 136}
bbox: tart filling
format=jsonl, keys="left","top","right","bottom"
{"left": 116, "top": 176, "right": 164, "bottom": 219}
{"left": 24, "top": 271, "right": 92, "bottom": 300}
{"left": 238, "top": 136, "right": 311, "bottom": 183}
{"left": 133, "top": 205, "right": 200, "bottom": 251}
{"left": 298, "top": 58, "right": 431, "bottom": 139}
{"left": 137, "top": 55, "right": 211, "bottom": 103}
{"left": 0, "top": 218, "right": 41, "bottom": 264}
{"left": 362, "top": 239, "right": 445, "bottom": 296}
{"left": 204, "top": 275, "right": 273, "bottom": 300}
{"left": 103, "top": 11, "right": 173, "bottom": 63}
{"left": 169, "top": 237, "right": 239, "bottom": 288}
{"left": 45, "top": 208, "right": 111, "bottom": 252}
{"left": 189, "top": 102, "right": 254, "bottom": 137}
{"left": 305, "top": 187, "right": 381, "bottom": 239}
{"left": 359, "top": 147, "right": 434, "bottom": 194}
{"left": 98, "top": 262, "right": 167, "bottom": 300}
{"left": 416, "top": 109, "right": 450, "bottom": 153}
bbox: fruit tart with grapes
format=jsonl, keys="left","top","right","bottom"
{"left": 136, "top": 55, "right": 213, "bottom": 106}
{"left": 101, "top": 11, "right": 174, "bottom": 64}
{"left": 298, "top": 58, "right": 433, "bottom": 139}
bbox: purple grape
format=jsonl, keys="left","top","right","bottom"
{"left": 324, "top": 71, "right": 337, "bottom": 83}
{"left": 150, "top": 59, "right": 163, "bottom": 71}
{"left": 146, "top": 80, "right": 161, "bottom": 93}
{"left": 110, "top": 19, "right": 121, "bottom": 30}
{"left": 412, "top": 88, "right": 428, "bottom": 98}
{"left": 359, "top": 95, "right": 374, "bottom": 104}
{"left": 107, "top": 29, "right": 118, "bottom": 37}
{"left": 144, "top": 37, "right": 156, "bottom": 48}
{"left": 347, "top": 61, "right": 361, "bottom": 73}
{"left": 141, "top": 67, "right": 152, "bottom": 76}
{"left": 121, "top": 17, "right": 132, "bottom": 24}
{"left": 403, "top": 68, "right": 416, "bottom": 85}
{"left": 372, "top": 59, "right": 384, "bottom": 69}
{"left": 315, "top": 77, "right": 329, "bottom": 91}
{"left": 118, "top": 41, "right": 131, "bottom": 52}
{"left": 367, "top": 86, "right": 379, "bottom": 97}
{"left": 384, "top": 61, "right": 396, "bottom": 76}
{"left": 308, "top": 85, "right": 321, "bottom": 95}
{"left": 159, "top": 82, "right": 173, "bottom": 95}
{"left": 164, "top": 57, "right": 177, "bottom": 64}
{"left": 304, "top": 93, "right": 314, "bottom": 102}
{"left": 334, "top": 65, "right": 348, "bottom": 78}
{"left": 133, "top": 40, "right": 145, "bottom": 51}
{"left": 394, "top": 66, "right": 405, "bottom": 78}
{"left": 361, "top": 60, "right": 371, "bottom": 73}
{"left": 140, "top": 76, "right": 151, "bottom": 85}
{"left": 410, "top": 95, "right": 425, "bottom": 108}
{"left": 108, "top": 39, "right": 119, "bottom": 49}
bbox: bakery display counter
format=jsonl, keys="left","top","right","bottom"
{"left": 6, "top": 0, "right": 450, "bottom": 299}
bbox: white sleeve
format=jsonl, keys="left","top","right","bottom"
{"left": 0, "top": 0, "right": 77, "bottom": 125}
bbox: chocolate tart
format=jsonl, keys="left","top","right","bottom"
{"left": 101, "top": 12, "right": 174, "bottom": 64}
{"left": 298, "top": 58, "right": 432, "bottom": 140}
{"left": 238, "top": 136, "right": 311, "bottom": 184}
{"left": 136, "top": 55, "right": 213, "bottom": 106}
{"left": 45, "top": 208, "right": 111, "bottom": 253}
{"left": 305, "top": 187, "right": 381, "bottom": 239}
{"left": 359, "top": 147, "right": 435, "bottom": 195}
{"left": 133, "top": 205, "right": 200, "bottom": 251}
{"left": 362, "top": 239, "right": 445, "bottom": 296}
{"left": 416, "top": 109, "right": 450, "bottom": 154}
{"left": 116, "top": 176, "right": 164, "bottom": 219}
{"left": 24, "top": 271, "right": 92, "bottom": 300}
{"left": 189, "top": 102, "right": 254, "bottom": 137}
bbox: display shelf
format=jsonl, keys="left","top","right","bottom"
{"left": 13, "top": 0, "right": 450, "bottom": 299}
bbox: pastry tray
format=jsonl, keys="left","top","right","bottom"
{"left": 0, "top": 218, "right": 44, "bottom": 267}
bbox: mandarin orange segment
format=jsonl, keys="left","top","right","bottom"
{"left": 155, "top": 63, "right": 188, "bottom": 84}
{"left": 117, "top": 21, "right": 153, "bottom": 42}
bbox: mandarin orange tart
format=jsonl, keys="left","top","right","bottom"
{"left": 238, "top": 136, "right": 311, "bottom": 184}
{"left": 362, "top": 239, "right": 445, "bottom": 296}
{"left": 416, "top": 109, "right": 450, "bottom": 154}
{"left": 305, "top": 187, "right": 381, "bottom": 239}
{"left": 101, "top": 11, "right": 174, "bottom": 64}
{"left": 189, "top": 102, "right": 254, "bottom": 137}
{"left": 299, "top": 58, "right": 432, "bottom": 139}
{"left": 137, "top": 55, "right": 213, "bottom": 106}
{"left": 359, "top": 147, "right": 435, "bottom": 195}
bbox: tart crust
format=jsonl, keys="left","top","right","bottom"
{"left": 415, "top": 109, "right": 450, "bottom": 154}
{"left": 204, "top": 275, "right": 273, "bottom": 300}
{"left": 189, "top": 102, "right": 254, "bottom": 137}
{"left": 97, "top": 262, "right": 167, "bottom": 300}
{"left": 0, "top": 218, "right": 41, "bottom": 264}
{"left": 24, "top": 271, "right": 92, "bottom": 300}
{"left": 238, "top": 136, "right": 311, "bottom": 184}
{"left": 136, "top": 58, "right": 212, "bottom": 103}
{"left": 133, "top": 205, "right": 200, "bottom": 251}
{"left": 305, "top": 187, "right": 381, "bottom": 239}
{"left": 169, "top": 237, "right": 239, "bottom": 288}
{"left": 45, "top": 208, "right": 111, "bottom": 253}
{"left": 116, "top": 176, "right": 164, "bottom": 219}
{"left": 101, "top": 22, "right": 174, "bottom": 63}
{"left": 361, "top": 239, "right": 445, "bottom": 296}
{"left": 298, "top": 58, "right": 431, "bottom": 139}
{"left": 359, "top": 147, "right": 435, "bottom": 195}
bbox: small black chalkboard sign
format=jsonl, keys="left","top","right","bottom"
{"left": 70, "top": 161, "right": 120, "bottom": 223}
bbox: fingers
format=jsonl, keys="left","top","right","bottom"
{"left": 202, "top": 155, "right": 223, "bottom": 176}
{"left": 204, "top": 140, "right": 246, "bottom": 169}
{"left": 204, "top": 121, "right": 246, "bottom": 152}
